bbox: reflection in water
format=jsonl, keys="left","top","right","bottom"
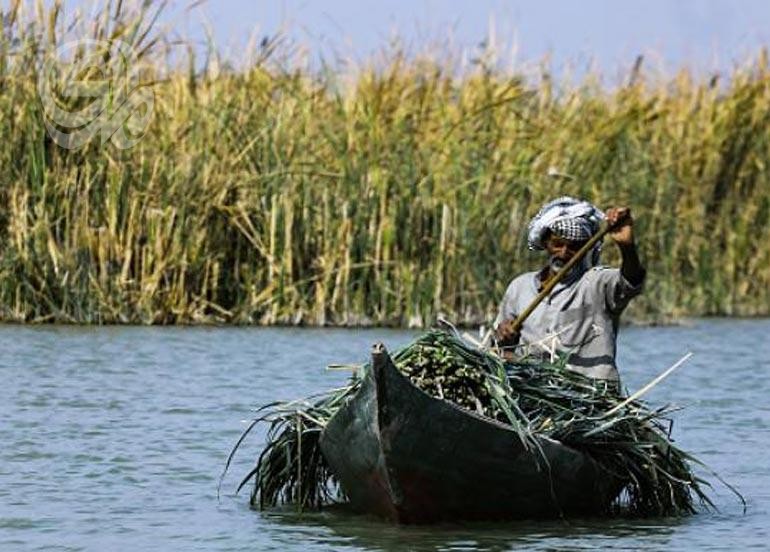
{"left": 263, "top": 506, "right": 685, "bottom": 551}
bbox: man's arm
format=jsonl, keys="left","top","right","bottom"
{"left": 606, "top": 206, "right": 645, "bottom": 286}
{"left": 618, "top": 242, "right": 645, "bottom": 287}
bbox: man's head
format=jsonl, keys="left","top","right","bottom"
{"left": 527, "top": 196, "right": 605, "bottom": 272}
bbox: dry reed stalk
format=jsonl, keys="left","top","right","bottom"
{"left": 1, "top": 2, "right": 770, "bottom": 324}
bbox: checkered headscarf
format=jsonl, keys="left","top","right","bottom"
{"left": 549, "top": 218, "right": 594, "bottom": 243}
{"left": 527, "top": 196, "right": 605, "bottom": 261}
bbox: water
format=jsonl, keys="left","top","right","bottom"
{"left": 1, "top": 320, "right": 768, "bottom": 551}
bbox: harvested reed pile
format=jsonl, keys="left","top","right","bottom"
{"left": 225, "top": 330, "right": 738, "bottom": 517}
{"left": 224, "top": 383, "right": 361, "bottom": 510}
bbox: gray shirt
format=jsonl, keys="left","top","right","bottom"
{"left": 494, "top": 266, "right": 644, "bottom": 382}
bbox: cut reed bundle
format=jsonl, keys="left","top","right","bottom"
{"left": 225, "top": 330, "right": 737, "bottom": 517}
{"left": 221, "top": 383, "right": 361, "bottom": 510}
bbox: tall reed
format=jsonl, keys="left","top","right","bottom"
{"left": 1, "top": 2, "right": 769, "bottom": 325}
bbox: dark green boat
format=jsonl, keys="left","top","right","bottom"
{"left": 319, "top": 343, "right": 623, "bottom": 523}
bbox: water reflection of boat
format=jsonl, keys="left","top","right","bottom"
{"left": 319, "top": 343, "right": 622, "bottom": 523}
{"left": 265, "top": 507, "right": 681, "bottom": 552}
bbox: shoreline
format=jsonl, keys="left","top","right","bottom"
{"left": 1, "top": 314, "right": 767, "bottom": 329}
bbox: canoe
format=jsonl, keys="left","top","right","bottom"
{"left": 318, "top": 342, "right": 623, "bottom": 523}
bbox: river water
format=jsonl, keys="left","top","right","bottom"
{"left": 1, "top": 319, "right": 768, "bottom": 551}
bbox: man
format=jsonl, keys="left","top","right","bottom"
{"left": 494, "top": 196, "right": 645, "bottom": 385}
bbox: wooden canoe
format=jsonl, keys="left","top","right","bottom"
{"left": 318, "top": 342, "right": 623, "bottom": 523}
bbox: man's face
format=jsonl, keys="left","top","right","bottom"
{"left": 545, "top": 234, "right": 586, "bottom": 269}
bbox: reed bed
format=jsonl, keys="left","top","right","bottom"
{"left": 2, "top": 2, "right": 770, "bottom": 325}
{"left": 225, "top": 330, "right": 737, "bottom": 517}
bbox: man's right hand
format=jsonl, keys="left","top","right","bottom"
{"left": 495, "top": 319, "right": 521, "bottom": 347}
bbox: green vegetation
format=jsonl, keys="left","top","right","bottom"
{"left": 2, "top": 1, "right": 769, "bottom": 325}
{"left": 227, "top": 330, "right": 728, "bottom": 516}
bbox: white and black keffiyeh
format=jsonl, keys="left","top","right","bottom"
{"left": 527, "top": 196, "right": 605, "bottom": 265}
{"left": 549, "top": 218, "right": 593, "bottom": 243}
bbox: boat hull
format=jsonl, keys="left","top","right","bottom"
{"left": 319, "top": 343, "right": 621, "bottom": 523}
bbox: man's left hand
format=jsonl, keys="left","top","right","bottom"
{"left": 606, "top": 206, "right": 634, "bottom": 247}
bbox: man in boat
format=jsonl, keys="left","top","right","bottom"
{"left": 494, "top": 196, "right": 645, "bottom": 386}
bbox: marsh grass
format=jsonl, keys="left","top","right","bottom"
{"left": 2, "top": 2, "right": 770, "bottom": 325}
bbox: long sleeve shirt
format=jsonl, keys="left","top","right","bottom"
{"left": 494, "top": 266, "right": 644, "bottom": 383}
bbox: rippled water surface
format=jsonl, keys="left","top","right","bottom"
{"left": 1, "top": 320, "right": 768, "bottom": 551}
